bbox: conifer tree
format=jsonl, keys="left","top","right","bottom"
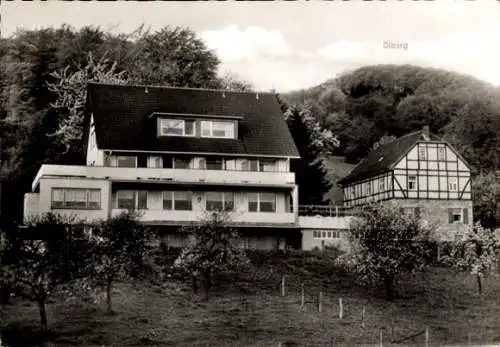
{"left": 284, "top": 104, "right": 336, "bottom": 205}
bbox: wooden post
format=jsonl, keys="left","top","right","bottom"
{"left": 301, "top": 283, "right": 305, "bottom": 308}
{"left": 379, "top": 329, "right": 383, "bottom": 347}
{"left": 468, "top": 331, "right": 472, "bottom": 345}
{"left": 437, "top": 244, "right": 441, "bottom": 262}
{"left": 318, "top": 291, "right": 323, "bottom": 312}
{"left": 281, "top": 276, "right": 285, "bottom": 297}
{"left": 338, "top": 298, "right": 343, "bottom": 319}
{"left": 425, "top": 327, "right": 429, "bottom": 347}
{"left": 361, "top": 306, "right": 365, "bottom": 327}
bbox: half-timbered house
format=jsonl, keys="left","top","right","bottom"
{"left": 338, "top": 126, "right": 473, "bottom": 241}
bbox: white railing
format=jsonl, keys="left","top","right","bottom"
{"left": 32, "top": 164, "right": 296, "bottom": 191}
{"left": 298, "top": 205, "right": 355, "bottom": 217}
{"left": 111, "top": 209, "right": 296, "bottom": 226}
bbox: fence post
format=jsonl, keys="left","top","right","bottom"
{"left": 425, "top": 327, "right": 429, "bottom": 347}
{"left": 339, "top": 298, "right": 343, "bottom": 319}
{"left": 318, "top": 291, "right": 323, "bottom": 312}
{"left": 301, "top": 283, "right": 305, "bottom": 309}
{"left": 379, "top": 329, "right": 383, "bottom": 347}
{"left": 281, "top": 276, "right": 285, "bottom": 297}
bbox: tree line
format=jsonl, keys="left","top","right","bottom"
{"left": 0, "top": 24, "right": 333, "bottom": 231}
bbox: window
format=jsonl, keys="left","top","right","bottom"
{"left": 200, "top": 120, "right": 234, "bottom": 138}
{"left": 116, "top": 156, "right": 136, "bottom": 168}
{"left": 313, "top": 230, "right": 341, "bottom": 239}
{"left": 365, "top": 182, "right": 371, "bottom": 195}
{"left": 448, "top": 177, "right": 458, "bottom": 191}
{"left": 438, "top": 147, "right": 446, "bottom": 161}
{"left": 117, "top": 191, "right": 148, "bottom": 210}
{"left": 248, "top": 192, "right": 276, "bottom": 213}
{"left": 378, "top": 178, "right": 385, "bottom": 192}
{"left": 163, "top": 191, "right": 193, "bottom": 211}
{"left": 449, "top": 208, "right": 462, "bottom": 224}
{"left": 206, "top": 158, "right": 223, "bottom": 170}
{"left": 351, "top": 186, "right": 356, "bottom": 199}
{"left": 259, "top": 160, "right": 276, "bottom": 172}
{"left": 206, "top": 192, "right": 234, "bottom": 211}
{"left": 448, "top": 208, "right": 469, "bottom": 224}
{"left": 51, "top": 188, "right": 101, "bottom": 210}
{"left": 224, "top": 159, "right": 236, "bottom": 170}
{"left": 148, "top": 156, "right": 163, "bottom": 168}
{"left": 160, "top": 119, "right": 195, "bottom": 137}
{"left": 418, "top": 146, "right": 426, "bottom": 160}
{"left": 408, "top": 175, "right": 417, "bottom": 190}
{"left": 173, "top": 157, "right": 191, "bottom": 169}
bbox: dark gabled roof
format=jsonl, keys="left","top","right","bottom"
{"left": 84, "top": 82, "right": 300, "bottom": 158}
{"left": 338, "top": 130, "right": 442, "bottom": 185}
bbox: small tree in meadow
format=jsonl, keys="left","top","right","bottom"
{"left": 173, "top": 211, "right": 249, "bottom": 300}
{"left": 446, "top": 222, "right": 499, "bottom": 295}
{"left": 88, "top": 211, "right": 152, "bottom": 314}
{"left": 0, "top": 213, "right": 89, "bottom": 330}
{"left": 339, "top": 203, "right": 432, "bottom": 301}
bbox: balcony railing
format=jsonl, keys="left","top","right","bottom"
{"left": 298, "top": 205, "right": 355, "bottom": 217}
{"left": 32, "top": 164, "right": 296, "bottom": 191}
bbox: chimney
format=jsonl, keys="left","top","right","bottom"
{"left": 422, "top": 125, "right": 430, "bottom": 140}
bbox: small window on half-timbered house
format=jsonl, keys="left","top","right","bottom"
{"left": 408, "top": 176, "right": 417, "bottom": 190}
{"left": 448, "top": 177, "right": 458, "bottom": 191}
{"left": 438, "top": 147, "right": 446, "bottom": 161}
{"left": 418, "top": 147, "right": 426, "bottom": 160}
{"left": 365, "top": 182, "right": 371, "bottom": 195}
{"left": 378, "top": 178, "right": 385, "bottom": 192}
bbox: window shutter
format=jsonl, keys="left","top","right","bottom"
{"left": 415, "top": 207, "right": 421, "bottom": 218}
{"left": 448, "top": 208, "right": 453, "bottom": 224}
{"left": 463, "top": 208, "right": 469, "bottom": 224}
{"left": 399, "top": 207, "right": 405, "bottom": 215}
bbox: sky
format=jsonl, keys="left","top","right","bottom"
{"left": 2, "top": 1, "right": 500, "bottom": 92}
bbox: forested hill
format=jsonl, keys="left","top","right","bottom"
{"left": 282, "top": 64, "right": 500, "bottom": 172}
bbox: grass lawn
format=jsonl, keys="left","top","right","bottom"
{"left": 1, "top": 251, "right": 500, "bottom": 346}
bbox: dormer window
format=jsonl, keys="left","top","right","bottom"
{"left": 160, "top": 119, "right": 195, "bottom": 137}
{"left": 201, "top": 120, "right": 234, "bottom": 139}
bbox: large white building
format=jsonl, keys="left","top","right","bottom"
{"left": 338, "top": 126, "right": 473, "bottom": 241}
{"left": 23, "top": 83, "right": 351, "bottom": 250}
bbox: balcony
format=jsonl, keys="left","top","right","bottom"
{"left": 32, "top": 164, "right": 296, "bottom": 192}
{"left": 298, "top": 205, "right": 355, "bottom": 230}
{"left": 111, "top": 209, "right": 297, "bottom": 227}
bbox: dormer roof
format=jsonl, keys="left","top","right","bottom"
{"left": 83, "top": 82, "right": 300, "bottom": 158}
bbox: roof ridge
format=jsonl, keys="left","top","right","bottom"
{"left": 86, "top": 81, "right": 275, "bottom": 96}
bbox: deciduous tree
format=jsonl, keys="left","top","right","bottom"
{"left": 446, "top": 223, "right": 499, "bottom": 295}
{"left": 88, "top": 211, "right": 151, "bottom": 314}
{"left": 173, "top": 211, "right": 249, "bottom": 300}
{"left": 339, "top": 203, "right": 432, "bottom": 301}
{"left": 0, "top": 213, "right": 89, "bottom": 330}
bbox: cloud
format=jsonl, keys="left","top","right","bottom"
{"left": 201, "top": 25, "right": 292, "bottom": 63}
{"left": 201, "top": 25, "right": 500, "bottom": 92}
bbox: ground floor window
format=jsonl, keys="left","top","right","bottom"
{"left": 248, "top": 192, "right": 276, "bottom": 212}
{"left": 448, "top": 208, "right": 468, "bottom": 224}
{"left": 163, "top": 191, "right": 193, "bottom": 211}
{"left": 51, "top": 188, "right": 101, "bottom": 209}
{"left": 206, "top": 192, "right": 234, "bottom": 211}
{"left": 117, "top": 190, "right": 148, "bottom": 210}
{"left": 312, "top": 230, "right": 341, "bottom": 239}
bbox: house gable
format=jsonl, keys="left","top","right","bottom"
{"left": 83, "top": 83, "right": 300, "bottom": 159}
